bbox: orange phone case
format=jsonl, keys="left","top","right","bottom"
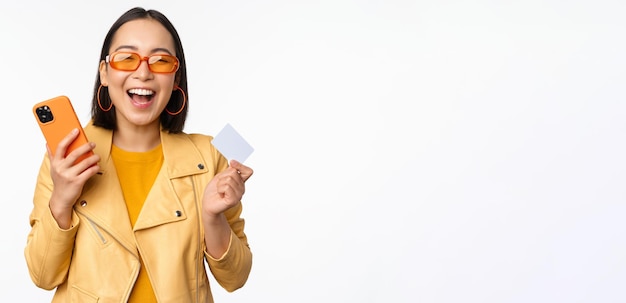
{"left": 33, "top": 95, "right": 94, "bottom": 164}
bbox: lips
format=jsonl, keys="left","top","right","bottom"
{"left": 127, "top": 88, "right": 155, "bottom": 108}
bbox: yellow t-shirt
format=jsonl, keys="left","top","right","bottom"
{"left": 111, "top": 144, "right": 163, "bottom": 303}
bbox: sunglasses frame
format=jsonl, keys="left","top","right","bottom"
{"left": 105, "top": 51, "right": 180, "bottom": 74}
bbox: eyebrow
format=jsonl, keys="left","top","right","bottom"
{"left": 112, "top": 45, "right": 174, "bottom": 55}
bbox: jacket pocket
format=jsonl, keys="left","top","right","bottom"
{"left": 71, "top": 285, "right": 99, "bottom": 302}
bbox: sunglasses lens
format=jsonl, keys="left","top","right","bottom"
{"left": 108, "top": 52, "right": 178, "bottom": 73}
{"left": 110, "top": 52, "right": 140, "bottom": 71}
{"left": 148, "top": 55, "right": 178, "bottom": 73}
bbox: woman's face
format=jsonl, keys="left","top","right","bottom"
{"left": 99, "top": 18, "right": 177, "bottom": 129}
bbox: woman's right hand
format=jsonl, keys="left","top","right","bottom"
{"left": 48, "top": 128, "right": 100, "bottom": 229}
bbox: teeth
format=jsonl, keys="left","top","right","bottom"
{"left": 128, "top": 88, "right": 154, "bottom": 96}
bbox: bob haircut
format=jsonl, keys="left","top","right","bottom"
{"left": 91, "top": 7, "right": 188, "bottom": 133}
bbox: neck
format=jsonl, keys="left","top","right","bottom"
{"left": 113, "top": 120, "right": 162, "bottom": 152}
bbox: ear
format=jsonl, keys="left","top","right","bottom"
{"left": 99, "top": 60, "right": 108, "bottom": 86}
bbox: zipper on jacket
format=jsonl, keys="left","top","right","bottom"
{"left": 87, "top": 217, "right": 107, "bottom": 244}
{"left": 75, "top": 208, "right": 140, "bottom": 302}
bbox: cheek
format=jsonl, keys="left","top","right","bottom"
{"left": 109, "top": 71, "right": 128, "bottom": 83}
{"left": 105, "top": 74, "right": 131, "bottom": 103}
{"left": 107, "top": 75, "right": 125, "bottom": 92}
{"left": 158, "top": 77, "right": 177, "bottom": 97}
{"left": 104, "top": 70, "right": 126, "bottom": 89}
{"left": 160, "top": 75, "right": 177, "bottom": 89}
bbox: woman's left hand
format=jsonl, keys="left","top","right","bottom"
{"left": 202, "top": 159, "right": 253, "bottom": 216}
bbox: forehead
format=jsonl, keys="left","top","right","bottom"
{"left": 110, "top": 18, "right": 175, "bottom": 54}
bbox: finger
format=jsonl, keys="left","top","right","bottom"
{"left": 76, "top": 161, "right": 101, "bottom": 182}
{"left": 65, "top": 142, "right": 97, "bottom": 167}
{"left": 221, "top": 172, "right": 245, "bottom": 190}
{"left": 217, "top": 181, "right": 243, "bottom": 204}
{"left": 72, "top": 152, "right": 101, "bottom": 173}
{"left": 229, "top": 159, "right": 253, "bottom": 182}
{"left": 222, "top": 168, "right": 247, "bottom": 193}
{"left": 54, "top": 128, "right": 80, "bottom": 160}
{"left": 219, "top": 170, "right": 246, "bottom": 190}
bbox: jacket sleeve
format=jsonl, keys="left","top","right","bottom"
{"left": 203, "top": 140, "right": 253, "bottom": 292}
{"left": 24, "top": 154, "right": 79, "bottom": 290}
{"left": 205, "top": 201, "right": 253, "bottom": 292}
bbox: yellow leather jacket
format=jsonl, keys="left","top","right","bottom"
{"left": 25, "top": 121, "right": 252, "bottom": 302}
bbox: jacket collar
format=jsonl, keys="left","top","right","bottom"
{"left": 85, "top": 120, "right": 209, "bottom": 178}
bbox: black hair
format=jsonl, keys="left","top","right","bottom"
{"left": 91, "top": 7, "right": 188, "bottom": 133}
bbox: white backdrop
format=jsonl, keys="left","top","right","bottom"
{"left": 1, "top": 0, "right": 625, "bottom": 302}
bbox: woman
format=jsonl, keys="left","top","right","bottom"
{"left": 24, "top": 7, "right": 253, "bottom": 302}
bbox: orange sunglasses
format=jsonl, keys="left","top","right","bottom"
{"left": 105, "top": 51, "right": 179, "bottom": 73}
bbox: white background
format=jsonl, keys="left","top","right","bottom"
{"left": 1, "top": 0, "right": 625, "bottom": 302}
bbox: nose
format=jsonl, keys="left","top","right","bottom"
{"left": 133, "top": 58, "right": 153, "bottom": 80}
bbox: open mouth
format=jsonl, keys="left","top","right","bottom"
{"left": 128, "top": 88, "right": 155, "bottom": 104}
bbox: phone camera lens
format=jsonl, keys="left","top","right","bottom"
{"left": 36, "top": 106, "right": 54, "bottom": 123}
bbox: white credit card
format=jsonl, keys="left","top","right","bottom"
{"left": 211, "top": 123, "right": 254, "bottom": 163}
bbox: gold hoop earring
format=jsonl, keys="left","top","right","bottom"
{"left": 97, "top": 85, "right": 113, "bottom": 112}
{"left": 166, "top": 86, "right": 186, "bottom": 116}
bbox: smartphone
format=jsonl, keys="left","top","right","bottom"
{"left": 33, "top": 95, "right": 94, "bottom": 164}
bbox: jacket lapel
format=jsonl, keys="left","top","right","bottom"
{"left": 132, "top": 165, "right": 186, "bottom": 230}
{"left": 77, "top": 162, "right": 137, "bottom": 255}
{"left": 133, "top": 128, "right": 208, "bottom": 231}
{"left": 77, "top": 123, "right": 137, "bottom": 255}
